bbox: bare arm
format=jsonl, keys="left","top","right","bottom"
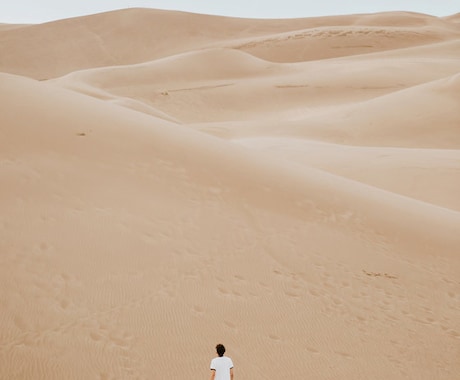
{"left": 230, "top": 367, "right": 234, "bottom": 380}
{"left": 210, "top": 369, "right": 215, "bottom": 380}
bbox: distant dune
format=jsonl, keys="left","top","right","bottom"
{"left": 1, "top": 8, "right": 459, "bottom": 380}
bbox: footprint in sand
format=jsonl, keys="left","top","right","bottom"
{"left": 192, "top": 305, "right": 204, "bottom": 314}
{"left": 306, "top": 346, "right": 320, "bottom": 354}
{"left": 224, "top": 321, "right": 236, "bottom": 329}
{"left": 335, "top": 350, "right": 353, "bottom": 359}
{"left": 217, "top": 287, "right": 230, "bottom": 295}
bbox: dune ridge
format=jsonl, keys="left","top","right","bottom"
{"left": 1, "top": 8, "right": 459, "bottom": 380}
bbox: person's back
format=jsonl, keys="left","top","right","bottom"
{"left": 210, "top": 344, "right": 234, "bottom": 380}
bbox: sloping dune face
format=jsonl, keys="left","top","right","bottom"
{"left": 1, "top": 8, "right": 459, "bottom": 380}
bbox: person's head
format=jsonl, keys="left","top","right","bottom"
{"left": 216, "top": 344, "right": 226, "bottom": 357}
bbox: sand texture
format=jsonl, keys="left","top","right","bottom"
{"left": 1, "top": 8, "right": 459, "bottom": 380}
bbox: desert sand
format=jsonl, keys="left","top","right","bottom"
{"left": 0, "top": 8, "right": 459, "bottom": 379}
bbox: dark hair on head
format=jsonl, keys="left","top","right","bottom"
{"left": 216, "top": 344, "right": 226, "bottom": 357}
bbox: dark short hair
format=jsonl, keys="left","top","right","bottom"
{"left": 216, "top": 344, "right": 226, "bottom": 357}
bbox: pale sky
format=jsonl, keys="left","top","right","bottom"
{"left": 1, "top": 0, "right": 459, "bottom": 24}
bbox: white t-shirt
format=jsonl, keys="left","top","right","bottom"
{"left": 210, "top": 356, "right": 234, "bottom": 380}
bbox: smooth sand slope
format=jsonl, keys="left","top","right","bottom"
{"left": 1, "top": 9, "right": 459, "bottom": 380}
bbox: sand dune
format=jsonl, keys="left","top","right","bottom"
{"left": 0, "top": 23, "right": 31, "bottom": 31}
{"left": 50, "top": 37, "right": 460, "bottom": 124}
{"left": 443, "top": 13, "right": 460, "bottom": 23}
{"left": 1, "top": 8, "right": 459, "bottom": 380}
{"left": 1, "top": 9, "right": 459, "bottom": 79}
{"left": 0, "top": 8, "right": 330, "bottom": 80}
{"left": 235, "top": 138, "right": 460, "bottom": 211}
{"left": 232, "top": 22, "right": 459, "bottom": 63}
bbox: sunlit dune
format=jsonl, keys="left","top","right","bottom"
{"left": 1, "top": 8, "right": 459, "bottom": 380}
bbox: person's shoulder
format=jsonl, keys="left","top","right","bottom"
{"left": 226, "top": 356, "right": 234, "bottom": 367}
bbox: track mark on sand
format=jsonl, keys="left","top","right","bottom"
{"left": 224, "top": 321, "right": 236, "bottom": 329}
{"left": 363, "top": 269, "right": 397, "bottom": 279}
{"left": 335, "top": 350, "right": 353, "bottom": 359}
{"left": 308, "top": 287, "right": 321, "bottom": 297}
{"left": 284, "top": 290, "right": 300, "bottom": 298}
{"left": 167, "top": 83, "right": 234, "bottom": 93}
{"left": 192, "top": 305, "right": 204, "bottom": 315}
{"left": 217, "top": 286, "right": 230, "bottom": 295}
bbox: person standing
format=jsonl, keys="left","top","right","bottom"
{"left": 210, "top": 344, "right": 234, "bottom": 380}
